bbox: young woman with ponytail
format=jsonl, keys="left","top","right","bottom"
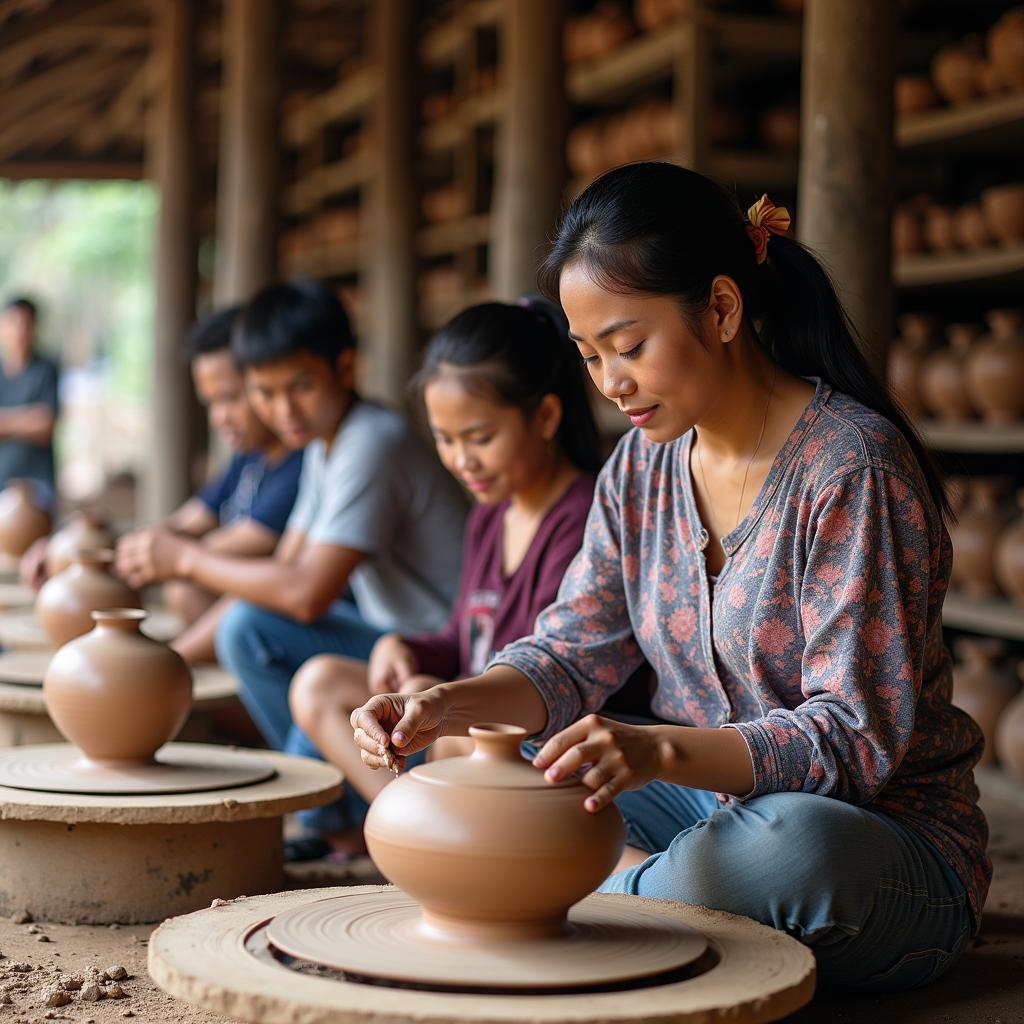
{"left": 350, "top": 163, "right": 988, "bottom": 989}
{"left": 289, "top": 298, "right": 601, "bottom": 849}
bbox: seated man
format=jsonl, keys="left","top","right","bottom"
{"left": 116, "top": 281, "right": 466, "bottom": 770}
{"left": 0, "top": 297, "right": 59, "bottom": 506}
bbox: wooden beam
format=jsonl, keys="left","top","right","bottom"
{"left": 0, "top": 157, "right": 142, "bottom": 179}
{"left": 76, "top": 55, "right": 155, "bottom": 155}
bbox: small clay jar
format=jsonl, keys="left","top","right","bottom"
{"left": 364, "top": 723, "right": 625, "bottom": 942}
{"left": 0, "top": 480, "right": 51, "bottom": 557}
{"left": 888, "top": 314, "right": 938, "bottom": 420}
{"left": 995, "top": 664, "right": 1024, "bottom": 783}
{"left": 949, "top": 478, "right": 1010, "bottom": 598}
{"left": 923, "top": 204, "right": 957, "bottom": 254}
{"left": 919, "top": 324, "right": 980, "bottom": 421}
{"left": 952, "top": 202, "right": 992, "bottom": 252}
{"left": 981, "top": 184, "right": 1024, "bottom": 246}
{"left": 893, "top": 205, "right": 925, "bottom": 257}
{"left": 931, "top": 40, "right": 981, "bottom": 105}
{"left": 975, "top": 60, "right": 1005, "bottom": 96}
{"left": 952, "top": 638, "right": 1020, "bottom": 767}
{"left": 895, "top": 75, "right": 939, "bottom": 116}
{"left": 35, "top": 550, "right": 141, "bottom": 649}
{"left": 45, "top": 510, "right": 113, "bottom": 577}
{"left": 994, "top": 489, "right": 1024, "bottom": 604}
{"left": 988, "top": 7, "right": 1024, "bottom": 90}
{"left": 964, "top": 309, "right": 1024, "bottom": 424}
{"left": 43, "top": 609, "right": 192, "bottom": 765}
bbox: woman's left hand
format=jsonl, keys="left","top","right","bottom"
{"left": 531, "top": 715, "right": 673, "bottom": 813}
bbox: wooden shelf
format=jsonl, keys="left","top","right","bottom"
{"left": 898, "top": 91, "right": 1024, "bottom": 154}
{"left": 421, "top": 91, "right": 504, "bottom": 152}
{"left": 942, "top": 591, "right": 1024, "bottom": 641}
{"left": 420, "top": 0, "right": 500, "bottom": 69}
{"left": 283, "top": 153, "right": 372, "bottom": 215}
{"left": 283, "top": 67, "right": 377, "bottom": 147}
{"left": 894, "top": 244, "right": 1024, "bottom": 288}
{"left": 917, "top": 420, "right": 1024, "bottom": 454}
{"left": 415, "top": 214, "right": 491, "bottom": 258}
{"left": 281, "top": 240, "right": 362, "bottom": 279}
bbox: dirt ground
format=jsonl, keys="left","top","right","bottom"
{"left": 0, "top": 769, "right": 1020, "bottom": 1024}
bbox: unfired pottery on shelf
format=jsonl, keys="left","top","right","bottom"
{"left": 949, "top": 479, "right": 1010, "bottom": 598}
{"left": 995, "top": 664, "right": 1024, "bottom": 784}
{"left": 964, "top": 309, "right": 1024, "bottom": 425}
{"left": 952, "top": 202, "right": 992, "bottom": 252}
{"left": 952, "top": 638, "right": 1020, "bottom": 767}
{"left": 43, "top": 609, "right": 192, "bottom": 764}
{"left": 887, "top": 314, "right": 937, "bottom": 420}
{"left": 931, "top": 37, "right": 982, "bottom": 105}
{"left": 994, "top": 489, "right": 1024, "bottom": 604}
{"left": 892, "top": 205, "right": 924, "bottom": 257}
{"left": 894, "top": 75, "right": 939, "bottom": 116}
{"left": 44, "top": 511, "right": 113, "bottom": 577}
{"left": 364, "top": 723, "right": 626, "bottom": 943}
{"left": 919, "top": 324, "right": 980, "bottom": 421}
{"left": 988, "top": 7, "right": 1024, "bottom": 90}
{"left": 981, "top": 184, "right": 1024, "bottom": 246}
{"left": 0, "top": 480, "right": 51, "bottom": 558}
{"left": 923, "top": 204, "right": 957, "bottom": 254}
{"left": 35, "top": 550, "right": 141, "bottom": 648}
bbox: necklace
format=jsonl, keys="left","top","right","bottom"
{"left": 696, "top": 366, "right": 777, "bottom": 537}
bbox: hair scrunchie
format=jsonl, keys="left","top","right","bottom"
{"left": 745, "top": 194, "right": 791, "bottom": 265}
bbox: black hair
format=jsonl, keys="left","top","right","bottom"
{"left": 414, "top": 299, "right": 604, "bottom": 475}
{"left": 232, "top": 279, "right": 356, "bottom": 368}
{"left": 539, "top": 162, "right": 950, "bottom": 519}
{"left": 4, "top": 297, "right": 37, "bottom": 319}
{"left": 185, "top": 306, "right": 240, "bottom": 361}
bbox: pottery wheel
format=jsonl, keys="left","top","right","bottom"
{"left": 0, "top": 606, "right": 183, "bottom": 651}
{"left": 266, "top": 889, "right": 707, "bottom": 990}
{"left": 0, "top": 742, "right": 275, "bottom": 795}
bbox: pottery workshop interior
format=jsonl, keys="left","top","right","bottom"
{"left": 0, "top": 1, "right": 1023, "bottom": 1022}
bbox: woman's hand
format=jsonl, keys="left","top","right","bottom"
{"left": 366, "top": 634, "right": 418, "bottom": 696}
{"left": 532, "top": 715, "right": 674, "bottom": 813}
{"left": 350, "top": 688, "right": 450, "bottom": 770}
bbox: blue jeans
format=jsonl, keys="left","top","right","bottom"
{"left": 216, "top": 599, "right": 384, "bottom": 832}
{"left": 602, "top": 782, "right": 973, "bottom": 991}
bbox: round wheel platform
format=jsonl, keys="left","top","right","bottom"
{"left": 149, "top": 886, "right": 816, "bottom": 1023}
{"left": 0, "top": 605, "right": 183, "bottom": 651}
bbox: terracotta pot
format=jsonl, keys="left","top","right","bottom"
{"left": 923, "top": 204, "right": 957, "bottom": 254}
{"left": 364, "top": 723, "right": 625, "bottom": 941}
{"left": 590, "top": 3, "right": 634, "bottom": 58}
{"left": 995, "top": 665, "right": 1024, "bottom": 783}
{"left": 895, "top": 75, "right": 939, "bottom": 116}
{"left": 981, "top": 184, "right": 1024, "bottom": 246}
{"left": 45, "top": 510, "right": 113, "bottom": 577}
{"left": 759, "top": 105, "right": 801, "bottom": 151}
{"left": 952, "top": 638, "right": 1020, "bottom": 767}
{"left": 975, "top": 60, "right": 1005, "bottom": 96}
{"left": 0, "top": 480, "right": 51, "bottom": 557}
{"left": 893, "top": 205, "right": 924, "bottom": 257}
{"left": 953, "top": 202, "right": 992, "bottom": 252}
{"left": 931, "top": 42, "right": 981, "bottom": 105}
{"left": 43, "top": 609, "right": 192, "bottom": 765}
{"left": 567, "top": 120, "right": 606, "bottom": 177}
{"left": 949, "top": 478, "right": 1010, "bottom": 598}
{"left": 964, "top": 309, "right": 1024, "bottom": 425}
{"left": 988, "top": 7, "right": 1024, "bottom": 90}
{"left": 919, "top": 324, "right": 980, "bottom": 421}
{"left": 995, "top": 489, "right": 1024, "bottom": 604}
{"left": 35, "top": 550, "right": 141, "bottom": 649}
{"left": 888, "top": 314, "right": 938, "bottom": 419}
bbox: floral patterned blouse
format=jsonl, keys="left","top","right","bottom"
{"left": 494, "top": 379, "right": 990, "bottom": 926}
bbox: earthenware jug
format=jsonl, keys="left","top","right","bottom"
{"left": 964, "top": 309, "right": 1024, "bottom": 425}
{"left": 45, "top": 510, "right": 114, "bottom": 577}
{"left": 920, "top": 324, "right": 980, "bottom": 421}
{"left": 43, "top": 609, "right": 192, "bottom": 764}
{"left": 994, "top": 489, "right": 1024, "bottom": 604}
{"left": 35, "top": 550, "right": 141, "bottom": 648}
{"left": 0, "top": 479, "right": 51, "bottom": 557}
{"left": 949, "top": 479, "right": 1010, "bottom": 597}
{"left": 364, "top": 723, "right": 626, "bottom": 942}
{"left": 988, "top": 7, "right": 1024, "bottom": 89}
{"left": 952, "top": 638, "right": 1020, "bottom": 767}
{"left": 996, "top": 664, "right": 1024, "bottom": 783}
{"left": 888, "top": 314, "right": 938, "bottom": 419}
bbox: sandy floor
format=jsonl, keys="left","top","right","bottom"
{"left": 0, "top": 769, "right": 1020, "bottom": 1024}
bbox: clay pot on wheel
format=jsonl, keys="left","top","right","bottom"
{"left": 952, "top": 638, "right": 1020, "bottom": 767}
{"left": 988, "top": 7, "right": 1024, "bottom": 90}
{"left": 43, "top": 608, "right": 192, "bottom": 764}
{"left": 45, "top": 510, "right": 113, "bottom": 577}
{"left": 949, "top": 478, "right": 1010, "bottom": 598}
{"left": 0, "top": 480, "right": 51, "bottom": 557}
{"left": 35, "top": 550, "right": 141, "bottom": 648}
{"left": 981, "top": 184, "right": 1024, "bottom": 246}
{"left": 995, "top": 489, "right": 1024, "bottom": 604}
{"left": 888, "top": 314, "right": 938, "bottom": 419}
{"left": 964, "top": 309, "right": 1024, "bottom": 424}
{"left": 365, "top": 723, "right": 625, "bottom": 941}
{"left": 919, "top": 324, "right": 980, "bottom": 421}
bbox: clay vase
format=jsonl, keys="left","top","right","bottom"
{"left": 964, "top": 309, "right": 1024, "bottom": 424}
{"left": 988, "top": 7, "right": 1024, "bottom": 90}
{"left": 919, "top": 324, "right": 980, "bottom": 421}
{"left": 44, "top": 510, "right": 113, "bottom": 577}
{"left": 0, "top": 480, "right": 51, "bottom": 558}
{"left": 895, "top": 75, "right": 939, "bottom": 116}
{"left": 994, "top": 489, "right": 1024, "bottom": 604}
{"left": 981, "top": 184, "right": 1024, "bottom": 246}
{"left": 923, "top": 204, "right": 957, "bottom": 254}
{"left": 364, "top": 723, "right": 626, "bottom": 941}
{"left": 931, "top": 41, "right": 981, "bottom": 105}
{"left": 995, "top": 665, "right": 1024, "bottom": 783}
{"left": 888, "top": 314, "right": 938, "bottom": 420}
{"left": 35, "top": 550, "right": 141, "bottom": 649}
{"left": 949, "top": 478, "right": 1010, "bottom": 598}
{"left": 952, "top": 638, "right": 1020, "bottom": 767}
{"left": 953, "top": 202, "right": 992, "bottom": 252}
{"left": 43, "top": 609, "right": 192, "bottom": 765}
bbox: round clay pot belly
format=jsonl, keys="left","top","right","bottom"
{"left": 0, "top": 480, "right": 51, "bottom": 557}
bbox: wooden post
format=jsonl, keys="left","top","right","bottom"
{"left": 491, "top": 0, "right": 568, "bottom": 301}
{"left": 214, "top": 0, "right": 281, "bottom": 306}
{"left": 797, "top": 0, "right": 896, "bottom": 376}
{"left": 146, "top": 0, "right": 197, "bottom": 520}
{"left": 363, "top": 0, "right": 417, "bottom": 404}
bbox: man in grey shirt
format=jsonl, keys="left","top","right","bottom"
{"left": 0, "top": 297, "right": 59, "bottom": 504}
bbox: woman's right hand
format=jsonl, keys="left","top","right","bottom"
{"left": 366, "top": 634, "right": 418, "bottom": 696}
{"left": 350, "top": 687, "right": 449, "bottom": 770}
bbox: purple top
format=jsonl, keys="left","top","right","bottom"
{"left": 495, "top": 380, "right": 990, "bottom": 926}
{"left": 405, "top": 474, "right": 595, "bottom": 680}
